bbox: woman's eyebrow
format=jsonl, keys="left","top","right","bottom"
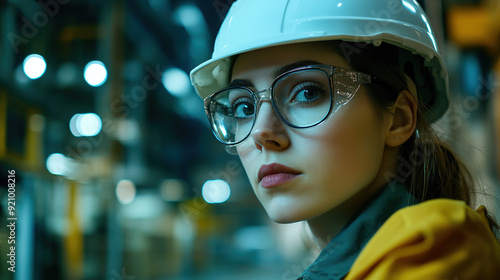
{"left": 228, "top": 60, "right": 322, "bottom": 88}
{"left": 228, "top": 79, "right": 254, "bottom": 88}
{"left": 273, "top": 60, "right": 322, "bottom": 77}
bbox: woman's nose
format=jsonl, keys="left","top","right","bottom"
{"left": 250, "top": 101, "right": 290, "bottom": 151}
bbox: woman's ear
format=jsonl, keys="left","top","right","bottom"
{"left": 385, "top": 90, "right": 417, "bottom": 147}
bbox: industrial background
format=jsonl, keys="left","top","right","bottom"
{"left": 0, "top": 0, "right": 499, "bottom": 279}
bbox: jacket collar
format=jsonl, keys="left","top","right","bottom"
{"left": 299, "top": 182, "right": 418, "bottom": 280}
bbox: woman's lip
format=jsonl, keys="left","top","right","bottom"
{"left": 260, "top": 173, "right": 301, "bottom": 188}
{"left": 258, "top": 163, "right": 302, "bottom": 188}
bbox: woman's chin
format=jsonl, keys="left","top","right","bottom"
{"left": 266, "top": 209, "right": 309, "bottom": 224}
{"left": 262, "top": 197, "right": 321, "bottom": 224}
{"left": 270, "top": 216, "right": 303, "bottom": 224}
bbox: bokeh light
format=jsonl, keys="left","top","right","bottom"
{"left": 161, "top": 179, "right": 185, "bottom": 201}
{"left": 23, "top": 54, "right": 47, "bottom": 79}
{"left": 69, "top": 113, "right": 102, "bottom": 137}
{"left": 46, "top": 153, "right": 70, "bottom": 176}
{"left": 202, "top": 179, "right": 231, "bottom": 204}
{"left": 84, "top": 60, "right": 107, "bottom": 87}
{"left": 116, "top": 180, "right": 137, "bottom": 204}
{"left": 162, "top": 67, "right": 191, "bottom": 97}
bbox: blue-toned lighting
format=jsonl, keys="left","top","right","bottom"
{"left": 218, "top": 125, "right": 228, "bottom": 140}
{"left": 402, "top": 0, "right": 417, "bottom": 13}
{"left": 161, "top": 179, "right": 185, "bottom": 201}
{"left": 162, "top": 67, "right": 191, "bottom": 97}
{"left": 174, "top": 4, "right": 204, "bottom": 27}
{"left": 70, "top": 113, "right": 102, "bottom": 137}
{"left": 84, "top": 60, "right": 107, "bottom": 87}
{"left": 202, "top": 179, "right": 231, "bottom": 204}
{"left": 120, "top": 194, "right": 166, "bottom": 219}
{"left": 421, "top": 14, "right": 432, "bottom": 32}
{"left": 462, "top": 53, "right": 481, "bottom": 96}
{"left": 420, "top": 14, "right": 438, "bottom": 50}
{"left": 23, "top": 54, "right": 46, "bottom": 79}
{"left": 46, "top": 153, "right": 70, "bottom": 176}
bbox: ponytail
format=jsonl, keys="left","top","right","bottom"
{"left": 402, "top": 110, "right": 472, "bottom": 204}
{"left": 401, "top": 106, "right": 500, "bottom": 235}
{"left": 401, "top": 108, "right": 500, "bottom": 237}
{"left": 335, "top": 41, "right": 500, "bottom": 237}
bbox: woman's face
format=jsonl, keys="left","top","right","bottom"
{"left": 233, "top": 42, "right": 392, "bottom": 223}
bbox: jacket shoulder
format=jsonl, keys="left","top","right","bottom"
{"left": 345, "top": 199, "right": 500, "bottom": 280}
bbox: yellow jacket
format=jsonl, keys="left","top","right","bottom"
{"left": 298, "top": 185, "right": 500, "bottom": 280}
{"left": 346, "top": 199, "right": 500, "bottom": 279}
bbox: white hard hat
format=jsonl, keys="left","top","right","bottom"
{"left": 190, "top": 0, "right": 449, "bottom": 122}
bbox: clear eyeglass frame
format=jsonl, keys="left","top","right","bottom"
{"left": 204, "top": 65, "right": 373, "bottom": 146}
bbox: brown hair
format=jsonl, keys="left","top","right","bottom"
{"left": 334, "top": 41, "right": 499, "bottom": 236}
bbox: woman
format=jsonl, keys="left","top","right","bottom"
{"left": 190, "top": 0, "right": 500, "bottom": 279}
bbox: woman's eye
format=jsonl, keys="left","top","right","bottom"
{"left": 233, "top": 100, "right": 255, "bottom": 118}
{"left": 290, "top": 82, "right": 327, "bottom": 104}
{"left": 227, "top": 89, "right": 255, "bottom": 119}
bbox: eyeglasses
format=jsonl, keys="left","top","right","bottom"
{"left": 204, "top": 65, "right": 372, "bottom": 146}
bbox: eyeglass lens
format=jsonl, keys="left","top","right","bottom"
{"left": 208, "top": 68, "right": 332, "bottom": 145}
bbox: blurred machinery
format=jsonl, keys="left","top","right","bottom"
{"left": 446, "top": 0, "right": 500, "bottom": 182}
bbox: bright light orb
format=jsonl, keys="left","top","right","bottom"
{"left": 46, "top": 153, "right": 69, "bottom": 176}
{"left": 202, "top": 179, "right": 231, "bottom": 204}
{"left": 162, "top": 67, "right": 191, "bottom": 97}
{"left": 175, "top": 5, "right": 204, "bottom": 27}
{"left": 116, "top": 180, "right": 137, "bottom": 204}
{"left": 23, "top": 54, "right": 47, "bottom": 79}
{"left": 84, "top": 60, "right": 107, "bottom": 87}
{"left": 78, "top": 113, "right": 102, "bottom": 136}
{"left": 70, "top": 113, "right": 102, "bottom": 137}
